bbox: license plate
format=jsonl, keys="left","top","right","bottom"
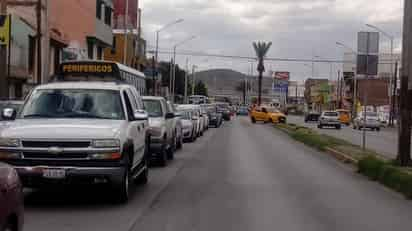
{"left": 43, "top": 169, "right": 66, "bottom": 179}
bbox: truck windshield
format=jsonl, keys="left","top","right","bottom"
{"left": 143, "top": 100, "right": 163, "bottom": 117}
{"left": 21, "top": 89, "right": 125, "bottom": 120}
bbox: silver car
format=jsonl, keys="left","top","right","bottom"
{"left": 177, "top": 110, "right": 196, "bottom": 142}
{"left": 176, "top": 105, "right": 202, "bottom": 137}
{"left": 318, "top": 111, "right": 341, "bottom": 129}
{"left": 353, "top": 111, "right": 381, "bottom": 131}
{"left": 142, "top": 97, "right": 176, "bottom": 166}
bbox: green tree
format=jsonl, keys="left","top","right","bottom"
{"left": 157, "top": 61, "right": 188, "bottom": 97}
{"left": 253, "top": 41, "right": 272, "bottom": 105}
{"left": 194, "top": 80, "right": 208, "bottom": 96}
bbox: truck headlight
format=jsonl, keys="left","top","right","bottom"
{"left": 92, "top": 139, "right": 120, "bottom": 148}
{"left": 89, "top": 152, "right": 122, "bottom": 160}
{"left": 0, "top": 138, "right": 20, "bottom": 147}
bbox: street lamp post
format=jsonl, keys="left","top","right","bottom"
{"left": 171, "top": 35, "right": 196, "bottom": 102}
{"left": 155, "top": 19, "right": 184, "bottom": 64}
{"left": 154, "top": 19, "right": 184, "bottom": 95}
{"left": 366, "top": 23, "right": 396, "bottom": 126}
{"left": 192, "top": 65, "right": 198, "bottom": 95}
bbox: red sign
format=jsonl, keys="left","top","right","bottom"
{"left": 274, "top": 72, "right": 290, "bottom": 81}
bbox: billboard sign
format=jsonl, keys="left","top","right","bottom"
{"left": 357, "top": 32, "right": 379, "bottom": 76}
{"left": 273, "top": 71, "right": 290, "bottom": 81}
{"left": 273, "top": 79, "right": 289, "bottom": 93}
{"left": 0, "top": 15, "right": 10, "bottom": 46}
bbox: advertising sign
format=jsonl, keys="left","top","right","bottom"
{"left": 0, "top": 15, "right": 10, "bottom": 46}
{"left": 357, "top": 32, "right": 379, "bottom": 76}
{"left": 273, "top": 71, "right": 290, "bottom": 81}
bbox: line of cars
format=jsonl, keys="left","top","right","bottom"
{"left": 304, "top": 110, "right": 381, "bottom": 131}
{"left": 0, "top": 91, "right": 230, "bottom": 231}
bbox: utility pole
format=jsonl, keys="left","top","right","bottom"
{"left": 390, "top": 61, "right": 398, "bottom": 125}
{"left": 192, "top": 65, "right": 196, "bottom": 95}
{"left": 151, "top": 56, "right": 155, "bottom": 95}
{"left": 123, "top": 0, "right": 129, "bottom": 65}
{"left": 184, "top": 58, "right": 188, "bottom": 103}
{"left": 36, "top": 0, "right": 42, "bottom": 85}
{"left": 0, "top": 0, "right": 8, "bottom": 98}
{"left": 398, "top": 0, "right": 412, "bottom": 166}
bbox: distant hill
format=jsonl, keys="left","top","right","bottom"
{"left": 190, "top": 69, "right": 273, "bottom": 97}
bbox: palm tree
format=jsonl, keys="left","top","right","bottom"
{"left": 253, "top": 42, "right": 272, "bottom": 105}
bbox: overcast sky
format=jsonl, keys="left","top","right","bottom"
{"left": 140, "top": 0, "right": 404, "bottom": 82}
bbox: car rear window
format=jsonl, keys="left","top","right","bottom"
{"left": 324, "top": 112, "right": 338, "bottom": 117}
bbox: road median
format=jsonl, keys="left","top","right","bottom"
{"left": 274, "top": 123, "right": 412, "bottom": 199}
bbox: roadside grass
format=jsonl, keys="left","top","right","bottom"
{"left": 274, "top": 123, "right": 412, "bottom": 199}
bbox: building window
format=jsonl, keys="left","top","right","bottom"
{"left": 104, "top": 6, "right": 112, "bottom": 26}
{"left": 111, "top": 36, "right": 116, "bottom": 54}
{"left": 87, "top": 41, "right": 94, "bottom": 59}
{"left": 97, "top": 46, "right": 103, "bottom": 60}
{"left": 96, "top": 0, "right": 102, "bottom": 19}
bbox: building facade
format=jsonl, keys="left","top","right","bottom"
{"left": 51, "top": 0, "right": 114, "bottom": 61}
{"left": 6, "top": 0, "right": 68, "bottom": 99}
{"left": 103, "top": 0, "right": 146, "bottom": 71}
{"left": 342, "top": 52, "right": 401, "bottom": 110}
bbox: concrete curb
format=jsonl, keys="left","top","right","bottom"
{"left": 325, "top": 147, "right": 358, "bottom": 165}
{"left": 274, "top": 125, "right": 359, "bottom": 165}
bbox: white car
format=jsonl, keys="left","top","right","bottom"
{"left": 318, "top": 111, "right": 341, "bottom": 129}
{"left": 176, "top": 105, "right": 202, "bottom": 137}
{"left": 177, "top": 110, "right": 196, "bottom": 142}
{"left": 353, "top": 111, "right": 381, "bottom": 131}
{"left": 142, "top": 97, "right": 177, "bottom": 166}
{"left": 0, "top": 82, "right": 150, "bottom": 203}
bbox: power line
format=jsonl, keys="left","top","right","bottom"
{"left": 152, "top": 49, "right": 396, "bottom": 65}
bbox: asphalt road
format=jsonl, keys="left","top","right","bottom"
{"left": 24, "top": 117, "right": 412, "bottom": 231}
{"left": 287, "top": 115, "right": 406, "bottom": 159}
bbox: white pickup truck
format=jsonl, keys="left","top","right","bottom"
{"left": 0, "top": 81, "right": 149, "bottom": 203}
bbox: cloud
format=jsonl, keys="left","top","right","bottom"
{"left": 140, "top": 0, "right": 403, "bottom": 81}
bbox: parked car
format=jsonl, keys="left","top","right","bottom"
{"left": 237, "top": 106, "right": 249, "bottom": 116}
{"left": 207, "top": 105, "right": 223, "bottom": 127}
{"left": 216, "top": 103, "right": 231, "bottom": 121}
{"left": 199, "top": 106, "right": 209, "bottom": 131}
{"left": 318, "top": 111, "right": 341, "bottom": 129}
{"left": 0, "top": 101, "right": 24, "bottom": 121}
{"left": 143, "top": 97, "right": 177, "bottom": 165}
{"left": 0, "top": 163, "right": 24, "bottom": 231}
{"left": 0, "top": 101, "right": 24, "bottom": 132}
{"left": 0, "top": 82, "right": 150, "bottom": 203}
{"left": 167, "top": 101, "right": 183, "bottom": 150}
{"left": 176, "top": 105, "right": 203, "bottom": 137}
{"left": 304, "top": 111, "right": 321, "bottom": 122}
{"left": 176, "top": 110, "right": 196, "bottom": 142}
{"left": 353, "top": 111, "right": 381, "bottom": 131}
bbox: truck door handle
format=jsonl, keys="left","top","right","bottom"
{"left": 137, "top": 126, "right": 141, "bottom": 132}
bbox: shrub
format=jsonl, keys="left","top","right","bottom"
{"left": 291, "top": 130, "right": 329, "bottom": 151}
{"left": 358, "top": 156, "right": 386, "bottom": 180}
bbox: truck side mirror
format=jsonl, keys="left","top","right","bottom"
{"left": 134, "top": 110, "right": 148, "bottom": 121}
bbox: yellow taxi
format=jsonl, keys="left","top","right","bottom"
{"left": 336, "top": 109, "right": 351, "bottom": 125}
{"left": 250, "top": 106, "right": 287, "bottom": 124}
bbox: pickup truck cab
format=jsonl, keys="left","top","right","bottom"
{"left": 142, "top": 97, "right": 176, "bottom": 166}
{"left": 0, "top": 82, "right": 150, "bottom": 203}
